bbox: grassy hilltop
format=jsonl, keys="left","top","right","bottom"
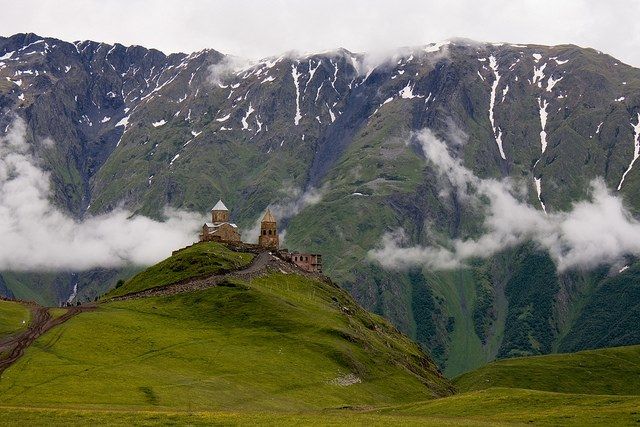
{"left": 105, "top": 242, "right": 254, "bottom": 299}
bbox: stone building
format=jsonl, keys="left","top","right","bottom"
{"left": 199, "top": 199, "right": 241, "bottom": 243}
{"left": 287, "top": 252, "right": 323, "bottom": 273}
{"left": 258, "top": 209, "right": 279, "bottom": 249}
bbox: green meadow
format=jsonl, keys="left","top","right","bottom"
{"left": 0, "top": 299, "right": 30, "bottom": 339}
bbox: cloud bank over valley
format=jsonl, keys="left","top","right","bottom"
{"left": 369, "top": 129, "right": 640, "bottom": 272}
{"left": 0, "top": 119, "right": 202, "bottom": 271}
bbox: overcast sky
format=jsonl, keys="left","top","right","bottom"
{"left": 2, "top": 0, "right": 640, "bottom": 66}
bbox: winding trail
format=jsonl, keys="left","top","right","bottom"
{"left": 109, "top": 251, "right": 282, "bottom": 301}
{"left": 0, "top": 304, "right": 94, "bottom": 376}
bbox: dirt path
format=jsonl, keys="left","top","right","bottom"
{"left": 0, "top": 305, "right": 94, "bottom": 376}
{"left": 109, "top": 251, "right": 278, "bottom": 301}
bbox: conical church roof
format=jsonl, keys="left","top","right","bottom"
{"left": 261, "top": 208, "right": 276, "bottom": 223}
{"left": 211, "top": 199, "right": 228, "bottom": 211}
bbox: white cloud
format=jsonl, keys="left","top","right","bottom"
{"left": 207, "top": 55, "right": 253, "bottom": 86}
{"left": 1, "top": 0, "right": 639, "bottom": 67}
{"left": 370, "top": 129, "right": 640, "bottom": 272}
{"left": 0, "top": 118, "right": 202, "bottom": 271}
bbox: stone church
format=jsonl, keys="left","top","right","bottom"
{"left": 198, "top": 199, "right": 322, "bottom": 272}
{"left": 199, "top": 200, "right": 241, "bottom": 243}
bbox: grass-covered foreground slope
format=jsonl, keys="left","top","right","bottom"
{"left": 0, "top": 248, "right": 452, "bottom": 412}
{"left": 105, "top": 242, "right": 253, "bottom": 299}
{"left": 454, "top": 344, "right": 640, "bottom": 396}
{"left": 374, "top": 388, "right": 640, "bottom": 426}
{"left": 2, "top": 386, "right": 640, "bottom": 426}
{"left": 0, "top": 299, "right": 30, "bottom": 339}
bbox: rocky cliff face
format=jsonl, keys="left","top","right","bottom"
{"left": 2, "top": 33, "right": 639, "bottom": 375}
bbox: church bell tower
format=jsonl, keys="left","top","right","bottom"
{"left": 258, "top": 209, "right": 279, "bottom": 250}
{"left": 211, "top": 199, "right": 230, "bottom": 224}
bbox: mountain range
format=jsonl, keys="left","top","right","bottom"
{"left": 1, "top": 32, "right": 639, "bottom": 376}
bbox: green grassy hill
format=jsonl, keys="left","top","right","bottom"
{"left": 0, "top": 243, "right": 452, "bottom": 413}
{"left": 0, "top": 300, "right": 30, "bottom": 339}
{"left": 454, "top": 344, "right": 640, "bottom": 396}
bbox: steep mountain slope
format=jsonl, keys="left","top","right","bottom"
{"left": 559, "top": 263, "right": 640, "bottom": 352}
{"left": 2, "top": 33, "right": 640, "bottom": 375}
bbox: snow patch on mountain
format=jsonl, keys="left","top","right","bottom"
{"left": 424, "top": 41, "right": 449, "bottom": 53}
{"left": 617, "top": 113, "right": 640, "bottom": 190}
{"left": 291, "top": 64, "right": 302, "bottom": 125}
{"left": 399, "top": 82, "right": 417, "bottom": 99}
{"left": 538, "top": 98, "right": 549, "bottom": 153}
{"left": 546, "top": 75, "right": 563, "bottom": 92}
{"left": 532, "top": 63, "right": 547, "bottom": 87}
{"left": 307, "top": 60, "right": 320, "bottom": 87}
{"left": 241, "top": 103, "right": 255, "bottom": 130}
{"left": 501, "top": 85, "right": 509, "bottom": 102}
{"left": 328, "top": 105, "right": 336, "bottom": 122}
{"left": 115, "top": 116, "right": 130, "bottom": 128}
{"left": 534, "top": 177, "right": 547, "bottom": 214}
{"left": 488, "top": 55, "right": 506, "bottom": 160}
